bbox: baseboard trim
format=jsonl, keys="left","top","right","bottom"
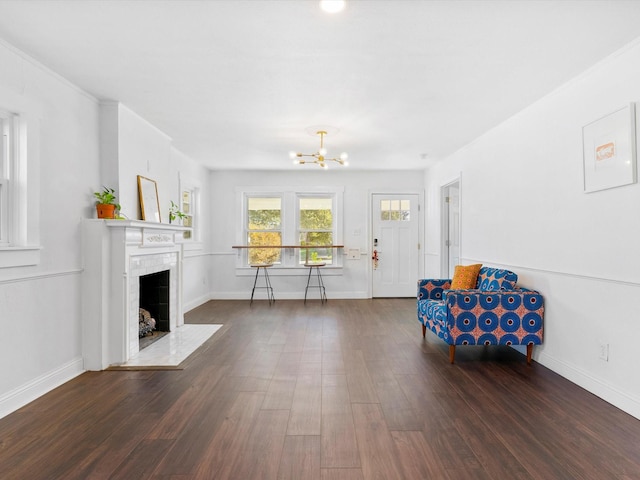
{"left": 0, "top": 357, "right": 84, "bottom": 420}
{"left": 537, "top": 351, "right": 640, "bottom": 420}
{"left": 209, "top": 291, "right": 370, "bottom": 300}
{"left": 184, "top": 293, "right": 213, "bottom": 312}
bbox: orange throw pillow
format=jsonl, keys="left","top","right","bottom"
{"left": 450, "top": 264, "right": 482, "bottom": 289}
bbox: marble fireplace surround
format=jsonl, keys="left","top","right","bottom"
{"left": 82, "top": 220, "right": 188, "bottom": 370}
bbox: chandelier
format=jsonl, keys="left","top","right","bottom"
{"left": 290, "top": 130, "right": 349, "bottom": 168}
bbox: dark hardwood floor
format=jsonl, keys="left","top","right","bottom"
{"left": 2, "top": 298, "right": 640, "bottom": 479}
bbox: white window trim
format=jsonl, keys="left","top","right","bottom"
{"left": 0, "top": 86, "right": 42, "bottom": 268}
{"left": 178, "top": 174, "right": 203, "bottom": 251}
{"left": 235, "top": 186, "right": 344, "bottom": 274}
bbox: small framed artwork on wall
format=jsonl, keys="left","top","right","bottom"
{"left": 582, "top": 103, "right": 637, "bottom": 193}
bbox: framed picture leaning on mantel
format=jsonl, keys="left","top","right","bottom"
{"left": 582, "top": 103, "right": 637, "bottom": 193}
{"left": 137, "top": 175, "right": 161, "bottom": 222}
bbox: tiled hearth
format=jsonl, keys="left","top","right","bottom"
{"left": 82, "top": 220, "right": 188, "bottom": 370}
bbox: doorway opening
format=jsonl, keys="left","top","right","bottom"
{"left": 441, "top": 180, "right": 460, "bottom": 278}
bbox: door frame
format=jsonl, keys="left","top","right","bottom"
{"left": 440, "top": 178, "right": 461, "bottom": 278}
{"left": 368, "top": 189, "right": 424, "bottom": 298}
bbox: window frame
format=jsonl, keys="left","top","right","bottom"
{"left": 0, "top": 110, "right": 11, "bottom": 246}
{"left": 235, "top": 186, "right": 344, "bottom": 273}
{"left": 296, "top": 194, "right": 336, "bottom": 265}
{"left": 246, "top": 194, "right": 283, "bottom": 266}
{"left": 0, "top": 88, "right": 42, "bottom": 268}
{"left": 180, "top": 186, "right": 196, "bottom": 241}
{"left": 178, "top": 175, "right": 203, "bottom": 250}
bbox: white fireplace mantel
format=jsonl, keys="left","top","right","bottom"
{"left": 81, "top": 219, "right": 189, "bottom": 370}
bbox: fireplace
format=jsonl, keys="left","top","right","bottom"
{"left": 82, "top": 219, "right": 187, "bottom": 370}
{"left": 139, "top": 270, "right": 170, "bottom": 333}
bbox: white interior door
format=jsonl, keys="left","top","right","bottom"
{"left": 372, "top": 194, "right": 420, "bottom": 297}
{"left": 442, "top": 181, "right": 460, "bottom": 277}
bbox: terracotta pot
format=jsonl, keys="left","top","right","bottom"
{"left": 96, "top": 203, "right": 116, "bottom": 219}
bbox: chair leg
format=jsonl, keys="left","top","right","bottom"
{"left": 449, "top": 345, "right": 455, "bottom": 364}
{"left": 421, "top": 324, "right": 426, "bottom": 338}
{"left": 526, "top": 344, "right": 533, "bottom": 365}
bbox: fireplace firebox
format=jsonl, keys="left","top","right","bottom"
{"left": 139, "top": 270, "right": 170, "bottom": 332}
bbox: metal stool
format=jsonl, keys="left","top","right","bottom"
{"left": 304, "top": 262, "right": 327, "bottom": 304}
{"left": 250, "top": 264, "right": 275, "bottom": 305}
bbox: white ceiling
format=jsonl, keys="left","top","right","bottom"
{"left": 1, "top": 0, "right": 640, "bottom": 171}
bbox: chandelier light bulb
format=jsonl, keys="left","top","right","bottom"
{"left": 320, "top": 0, "right": 346, "bottom": 14}
{"left": 289, "top": 151, "right": 298, "bottom": 159}
{"left": 339, "top": 152, "right": 348, "bottom": 160}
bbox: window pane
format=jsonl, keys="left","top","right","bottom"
{"left": 401, "top": 199, "right": 410, "bottom": 221}
{"left": 248, "top": 231, "right": 281, "bottom": 265}
{"left": 380, "top": 198, "right": 411, "bottom": 221}
{"left": 298, "top": 197, "right": 333, "bottom": 265}
{"left": 299, "top": 197, "right": 332, "bottom": 230}
{"left": 248, "top": 197, "right": 281, "bottom": 230}
{"left": 299, "top": 231, "right": 332, "bottom": 245}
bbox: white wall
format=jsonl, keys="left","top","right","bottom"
{"left": 209, "top": 169, "right": 424, "bottom": 299}
{"left": 99, "top": 102, "right": 212, "bottom": 312}
{"left": 0, "top": 40, "right": 100, "bottom": 417}
{"left": 0, "top": 42, "right": 210, "bottom": 418}
{"left": 425, "top": 38, "right": 640, "bottom": 419}
{"left": 173, "top": 147, "right": 212, "bottom": 311}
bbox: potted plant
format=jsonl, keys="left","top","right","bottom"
{"left": 169, "top": 200, "right": 186, "bottom": 224}
{"left": 94, "top": 186, "right": 121, "bottom": 219}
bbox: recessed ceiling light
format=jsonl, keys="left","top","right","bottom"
{"left": 320, "top": 0, "right": 346, "bottom": 14}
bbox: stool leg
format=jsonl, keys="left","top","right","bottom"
{"left": 263, "top": 267, "right": 275, "bottom": 305}
{"left": 316, "top": 267, "right": 327, "bottom": 303}
{"left": 250, "top": 266, "right": 260, "bottom": 305}
{"left": 304, "top": 266, "right": 313, "bottom": 304}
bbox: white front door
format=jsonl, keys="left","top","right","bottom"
{"left": 371, "top": 194, "right": 420, "bottom": 297}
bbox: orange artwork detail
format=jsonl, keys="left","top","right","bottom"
{"left": 596, "top": 141, "right": 615, "bottom": 162}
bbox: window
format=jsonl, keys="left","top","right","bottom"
{"left": 0, "top": 94, "right": 42, "bottom": 268}
{"left": 178, "top": 176, "right": 201, "bottom": 245}
{"left": 380, "top": 198, "right": 411, "bottom": 221}
{"left": 237, "top": 187, "right": 343, "bottom": 270}
{"left": 0, "top": 111, "right": 11, "bottom": 245}
{"left": 298, "top": 196, "right": 334, "bottom": 265}
{"left": 181, "top": 188, "right": 194, "bottom": 240}
{"left": 247, "top": 196, "right": 282, "bottom": 265}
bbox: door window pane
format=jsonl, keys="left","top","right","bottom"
{"left": 380, "top": 198, "right": 410, "bottom": 221}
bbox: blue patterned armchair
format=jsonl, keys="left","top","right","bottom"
{"left": 417, "top": 267, "right": 544, "bottom": 364}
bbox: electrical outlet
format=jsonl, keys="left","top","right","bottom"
{"left": 598, "top": 343, "right": 609, "bottom": 361}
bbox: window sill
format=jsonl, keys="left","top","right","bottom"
{"left": 0, "top": 245, "right": 42, "bottom": 268}
{"left": 236, "top": 265, "right": 343, "bottom": 277}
